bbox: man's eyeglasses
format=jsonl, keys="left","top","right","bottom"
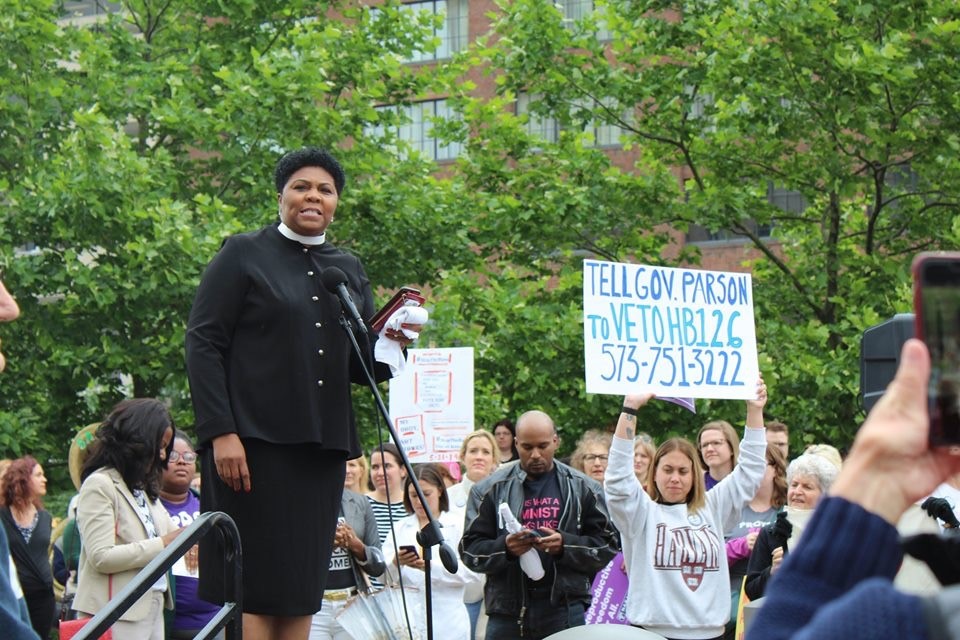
{"left": 583, "top": 454, "right": 609, "bottom": 463}
{"left": 168, "top": 451, "right": 198, "bottom": 463}
{"left": 699, "top": 440, "right": 727, "bottom": 451}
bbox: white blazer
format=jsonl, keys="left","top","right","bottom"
{"left": 383, "top": 510, "right": 481, "bottom": 640}
{"left": 74, "top": 467, "right": 174, "bottom": 621}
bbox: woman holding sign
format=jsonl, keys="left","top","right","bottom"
{"left": 604, "top": 382, "right": 767, "bottom": 640}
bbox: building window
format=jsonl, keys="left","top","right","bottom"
{"left": 558, "top": 0, "right": 612, "bottom": 40}
{"left": 767, "top": 183, "right": 807, "bottom": 215}
{"left": 402, "top": 0, "right": 469, "bottom": 62}
{"left": 684, "top": 85, "right": 716, "bottom": 134}
{"left": 685, "top": 219, "right": 773, "bottom": 243}
{"left": 368, "top": 99, "right": 463, "bottom": 162}
{"left": 686, "top": 182, "right": 800, "bottom": 243}
{"left": 516, "top": 93, "right": 626, "bottom": 148}
{"left": 58, "top": 0, "right": 122, "bottom": 18}
{"left": 593, "top": 102, "right": 627, "bottom": 147}
{"left": 517, "top": 93, "right": 560, "bottom": 144}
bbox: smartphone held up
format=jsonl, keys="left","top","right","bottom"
{"left": 913, "top": 252, "right": 960, "bottom": 446}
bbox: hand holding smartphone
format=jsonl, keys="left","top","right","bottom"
{"left": 399, "top": 544, "right": 420, "bottom": 558}
{"left": 912, "top": 252, "right": 960, "bottom": 446}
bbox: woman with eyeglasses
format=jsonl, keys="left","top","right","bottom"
{"left": 743, "top": 453, "right": 839, "bottom": 601}
{"left": 570, "top": 429, "right": 613, "bottom": 484}
{"left": 698, "top": 421, "right": 742, "bottom": 491}
{"left": 74, "top": 398, "right": 185, "bottom": 640}
{"left": 159, "top": 435, "right": 221, "bottom": 639}
{"left": 604, "top": 380, "right": 768, "bottom": 640}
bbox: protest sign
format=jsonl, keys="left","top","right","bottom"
{"left": 583, "top": 260, "right": 759, "bottom": 399}
{"left": 585, "top": 552, "right": 630, "bottom": 625}
{"left": 388, "top": 347, "right": 475, "bottom": 462}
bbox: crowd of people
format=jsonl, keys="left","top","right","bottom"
{"left": 2, "top": 149, "right": 959, "bottom": 640}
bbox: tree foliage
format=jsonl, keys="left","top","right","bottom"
{"left": 433, "top": 0, "right": 960, "bottom": 448}
{"left": 1, "top": 0, "right": 958, "bottom": 472}
{"left": 0, "top": 0, "right": 465, "bottom": 464}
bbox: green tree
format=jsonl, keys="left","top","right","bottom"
{"left": 0, "top": 0, "right": 467, "bottom": 464}
{"left": 429, "top": 0, "right": 960, "bottom": 448}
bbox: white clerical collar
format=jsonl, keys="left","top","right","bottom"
{"left": 277, "top": 222, "right": 325, "bottom": 245}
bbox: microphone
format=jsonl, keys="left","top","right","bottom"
{"left": 439, "top": 541, "right": 460, "bottom": 574}
{"left": 320, "top": 267, "right": 368, "bottom": 334}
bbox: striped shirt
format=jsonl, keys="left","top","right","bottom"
{"left": 366, "top": 496, "right": 408, "bottom": 545}
{"left": 366, "top": 496, "right": 408, "bottom": 587}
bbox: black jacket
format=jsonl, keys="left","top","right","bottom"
{"left": 185, "top": 225, "right": 392, "bottom": 454}
{"left": 0, "top": 507, "right": 54, "bottom": 594}
{"left": 744, "top": 510, "right": 793, "bottom": 600}
{"left": 459, "top": 461, "right": 618, "bottom": 616}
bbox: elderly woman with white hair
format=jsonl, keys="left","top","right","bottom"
{"left": 744, "top": 453, "right": 839, "bottom": 600}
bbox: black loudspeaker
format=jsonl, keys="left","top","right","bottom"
{"left": 860, "top": 313, "right": 915, "bottom": 413}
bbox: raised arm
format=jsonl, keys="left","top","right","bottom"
{"left": 708, "top": 379, "right": 768, "bottom": 530}
{"left": 0, "top": 279, "right": 19, "bottom": 322}
{"left": 605, "top": 394, "right": 656, "bottom": 533}
{"left": 617, "top": 393, "right": 655, "bottom": 440}
{"left": 745, "top": 376, "right": 767, "bottom": 428}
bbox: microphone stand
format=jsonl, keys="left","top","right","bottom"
{"left": 334, "top": 313, "right": 458, "bottom": 640}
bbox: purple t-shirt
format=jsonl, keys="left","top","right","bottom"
{"left": 705, "top": 470, "right": 720, "bottom": 491}
{"left": 160, "top": 492, "right": 220, "bottom": 631}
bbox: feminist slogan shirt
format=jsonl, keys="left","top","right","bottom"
{"left": 520, "top": 468, "right": 562, "bottom": 585}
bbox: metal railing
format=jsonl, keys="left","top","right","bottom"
{"left": 74, "top": 511, "right": 242, "bottom": 640}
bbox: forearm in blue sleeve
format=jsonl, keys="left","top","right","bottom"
{"left": 791, "top": 579, "right": 929, "bottom": 640}
{"left": 747, "top": 497, "right": 913, "bottom": 640}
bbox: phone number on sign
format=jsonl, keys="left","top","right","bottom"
{"left": 598, "top": 344, "right": 746, "bottom": 387}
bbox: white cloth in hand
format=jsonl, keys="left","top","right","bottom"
{"left": 498, "top": 503, "right": 545, "bottom": 580}
{"left": 374, "top": 305, "right": 429, "bottom": 375}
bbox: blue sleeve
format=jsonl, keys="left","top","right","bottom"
{"left": 53, "top": 545, "right": 68, "bottom": 586}
{"left": 747, "top": 497, "right": 929, "bottom": 640}
{"left": 0, "top": 525, "right": 41, "bottom": 640}
{"left": 789, "top": 579, "right": 929, "bottom": 640}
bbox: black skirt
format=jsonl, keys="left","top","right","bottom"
{"left": 198, "top": 438, "right": 347, "bottom": 616}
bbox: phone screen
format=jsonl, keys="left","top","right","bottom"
{"left": 399, "top": 545, "right": 419, "bottom": 558}
{"left": 914, "top": 253, "right": 960, "bottom": 445}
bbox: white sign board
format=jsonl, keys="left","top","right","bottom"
{"left": 583, "top": 260, "right": 759, "bottom": 399}
{"left": 388, "top": 347, "right": 475, "bottom": 462}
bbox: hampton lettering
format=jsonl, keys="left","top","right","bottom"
{"left": 652, "top": 523, "right": 722, "bottom": 572}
